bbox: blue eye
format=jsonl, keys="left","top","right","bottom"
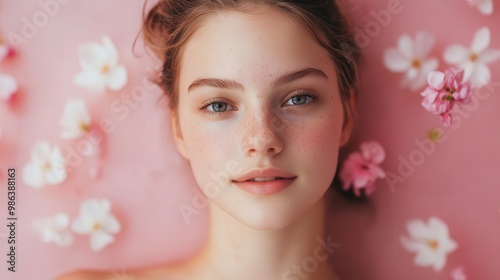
{"left": 200, "top": 98, "right": 236, "bottom": 115}
{"left": 208, "top": 102, "right": 228, "bottom": 113}
{"left": 283, "top": 92, "right": 318, "bottom": 107}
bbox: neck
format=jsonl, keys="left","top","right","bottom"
{"left": 194, "top": 196, "right": 340, "bottom": 280}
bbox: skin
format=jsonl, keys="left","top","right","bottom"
{"left": 57, "top": 5, "right": 352, "bottom": 280}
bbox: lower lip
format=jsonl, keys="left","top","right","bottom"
{"left": 233, "top": 178, "right": 296, "bottom": 195}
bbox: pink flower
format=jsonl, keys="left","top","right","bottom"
{"left": 339, "top": 141, "right": 386, "bottom": 196}
{"left": 0, "top": 39, "right": 15, "bottom": 61}
{"left": 421, "top": 67, "right": 472, "bottom": 126}
{"left": 450, "top": 266, "right": 467, "bottom": 280}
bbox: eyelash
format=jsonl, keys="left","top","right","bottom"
{"left": 198, "top": 91, "right": 319, "bottom": 116}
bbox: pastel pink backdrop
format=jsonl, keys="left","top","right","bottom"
{"left": 0, "top": 0, "right": 499, "bottom": 279}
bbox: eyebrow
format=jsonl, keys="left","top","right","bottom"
{"left": 187, "top": 68, "right": 328, "bottom": 93}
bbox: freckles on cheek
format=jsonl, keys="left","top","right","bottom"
{"left": 291, "top": 111, "right": 342, "bottom": 155}
{"left": 184, "top": 121, "right": 232, "bottom": 163}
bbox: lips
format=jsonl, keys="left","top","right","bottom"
{"left": 232, "top": 167, "right": 296, "bottom": 183}
{"left": 232, "top": 167, "right": 297, "bottom": 195}
{"left": 246, "top": 177, "right": 285, "bottom": 182}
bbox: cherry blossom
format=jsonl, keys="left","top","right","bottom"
{"left": 384, "top": 32, "right": 439, "bottom": 91}
{"left": 0, "top": 74, "right": 18, "bottom": 101}
{"left": 71, "top": 198, "right": 121, "bottom": 252}
{"left": 59, "top": 98, "right": 92, "bottom": 140}
{"left": 421, "top": 67, "right": 472, "bottom": 126}
{"left": 74, "top": 36, "right": 127, "bottom": 93}
{"left": 450, "top": 266, "right": 467, "bottom": 280}
{"left": 401, "top": 216, "right": 458, "bottom": 272}
{"left": 33, "top": 213, "right": 73, "bottom": 247}
{"left": 466, "top": 0, "right": 494, "bottom": 15}
{"left": 339, "top": 141, "right": 386, "bottom": 196}
{"left": 444, "top": 27, "right": 499, "bottom": 87}
{"left": 0, "top": 37, "right": 15, "bottom": 61}
{"left": 22, "top": 141, "right": 67, "bottom": 188}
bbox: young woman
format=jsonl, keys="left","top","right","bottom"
{"left": 58, "top": 0, "right": 360, "bottom": 279}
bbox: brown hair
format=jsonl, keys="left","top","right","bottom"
{"left": 141, "top": 0, "right": 360, "bottom": 123}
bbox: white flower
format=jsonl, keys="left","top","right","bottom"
{"left": 59, "top": 98, "right": 91, "bottom": 139}
{"left": 450, "top": 266, "right": 467, "bottom": 280}
{"left": 400, "top": 216, "right": 458, "bottom": 272}
{"left": 74, "top": 36, "right": 127, "bottom": 94}
{"left": 466, "top": 0, "right": 494, "bottom": 15}
{"left": 444, "top": 27, "right": 499, "bottom": 88}
{"left": 33, "top": 213, "right": 74, "bottom": 247}
{"left": 23, "top": 141, "right": 67, "bottom": 188}
{"left": 0, "top": 74, "right": 18, "bottom": 101}
{"left": 72, "top": 198, "right": 121, "bottom": 252}
{"left": 384, "top": 32, "right": 439, "bottom": 91}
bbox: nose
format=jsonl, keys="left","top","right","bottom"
{"left": 238, "top": 107, "right": 285, "bottom": 158}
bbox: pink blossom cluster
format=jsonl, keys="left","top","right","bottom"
{"left": 339, "top": 141, "right": 386, "bottom": 197}
{"left": 421, "top": 67, "right": 472, "bottom": 126}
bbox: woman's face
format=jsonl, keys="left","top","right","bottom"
{"left": 173, "top": 7, "right": 349, "bottom": 230}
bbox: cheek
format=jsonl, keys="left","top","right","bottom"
{"left": 293, "top": 101, "right": 343, "bottom": 151}
{"left": 180, "top": 115, "right": 235, "bottom": 185}
{"left": 290, "top": 103, "right": 344, "bottom": 183}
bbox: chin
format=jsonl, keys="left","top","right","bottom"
{"left": 223, "top": 198, "right": 314, "bottom": 231}
{"left": 238, "top": 214, "right": 301, "bottom": 231}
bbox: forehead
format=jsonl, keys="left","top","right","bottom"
{"left": 179, "top": 7, "right": 336, "bottom": 92}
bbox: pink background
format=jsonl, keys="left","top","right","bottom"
{"left": 1, "top": 0, "right": 499, "bottom": 279}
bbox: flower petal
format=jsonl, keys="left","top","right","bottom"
{"left": 414, "top": 32, "right": 435, "bottom": 58}
{"left": 398, "top": 34, "right": 415, "bottom": 59}
{"left": 31, "top": 141, "right": 52, "bottom": 164}
{"left": 45, "top": 147, "right": 66, "bottom": 185}
{"left": 353, "top": 176, "right": 369, "bottom": 188}
{"left": 81, "top": 198, "right": 109, "bottom": 219}
{"left": 23, "top": 163, "right": 45, "bottom": 188}
{"left": 431, "top": 253, "right": 446, "bottom": 272}
{"left": 444, "top": 45, "right": 469, "bottom": 65}
{"left": 410, "top": 58, "right": 439, "bottom": 91}
{"left": 45, "top": 165, "right": 67, "bottom": 185}
{"left": 101, "top": 36, "right": 118, "bottom": 67}
{"left": 59, "top": 99, "right": 91, "bottom": 139}
{"left": 107, "top": 65, "right": 127, "bottom": 91}
{"left": 53, "top": 213, "right": 70, "bottom": 229}
{"left": 478, "top": 49, "right": 499, "bottom": 64}
{"left": 0, "top": 74, "right": 18, "bottom": 100}
{"left": 414, "top": 247, "right": 437, "bottom": 268}
{"left": 78, "top": 43, "right": 109, "bottom": 71}
{"left": 470, "top": 27, "right": 490, "bottom": 54}
{"left": 0, "top": 46, "right": 8, "bottom": 60}
{"left": 476, "top": 0, "right": 494, "bottom": 15}
{"left": 74, "top": 70, "right": 108, "bottom": 94}
{"left": 407, "top": 219, "right": 432, "bottom": 240}
{"left": 471, "top": 62, "right": 491, "bottom": 87}
{"left": 427, "top": 71, "right": 446, "bottom": 89}
{"left": 427, "top": 217, "right": 449, "bottom": 237}
{"left": 400, "top": 236, "right": 425, "bottom": 252}
{"left": 406, "top": 67, "right": 419, "bottom": 81}
{"left": 361, "top": 141, "right": 385, "bottom": 163}
{"left": 90, "top": 230, "right": 115, "bottom": 252}
{"left": 102, "top": 215, "right": 121, "bottom": 234}
{"left": 384, "top": 49, "right": 410, "bottom": 72}
{"left": 442, "top": 238, "right": 458, "bottom": 253}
